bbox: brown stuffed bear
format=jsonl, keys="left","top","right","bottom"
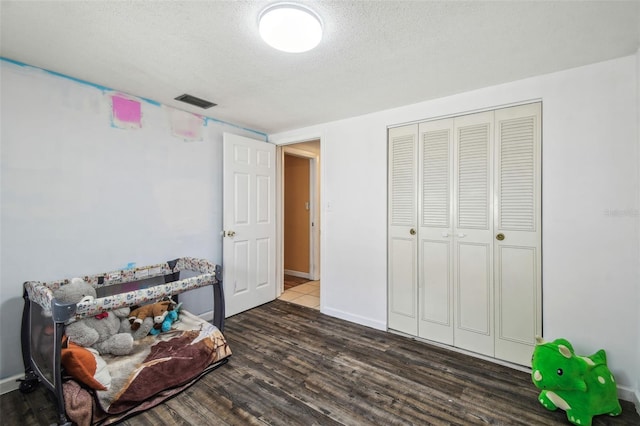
{"left": 128, "top": 300, "right": 175, "bottom": 331}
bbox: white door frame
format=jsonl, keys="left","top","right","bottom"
{"left": 276, "top": 140, "right": 321, "bottom": 295}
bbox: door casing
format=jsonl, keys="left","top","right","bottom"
{"left": 276, "top": 141, "right": 321, "bottom": 295}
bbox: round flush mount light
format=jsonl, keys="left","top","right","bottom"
{"left": 259, "top": 3, "right": 323, "bottom": 53}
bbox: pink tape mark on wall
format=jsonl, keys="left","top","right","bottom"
{"left": 169, "top": 108, "right": 203, "bottom": 141}
{"left": 112, "top": 95, "right": 141, "bottom": 128}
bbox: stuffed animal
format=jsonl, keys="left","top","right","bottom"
{"left": 531, "top": 337, "right": 622, "bottom": 426}
{"left": 53, "top": 278, "right": 134, "bottom": 356}
{"left": 128, "top": 299, "right": 175, "bottom": 331}
{"left": 119, "top": 314, "right": 154, "bottom": 340}
{"left": 149, "top": 302, "right": 181, "bottom": 335}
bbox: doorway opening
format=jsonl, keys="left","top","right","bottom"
{"left": 277, "top": 139, "right": 321, "bottom": 310}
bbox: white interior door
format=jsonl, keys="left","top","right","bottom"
{"left": 223, "top": 133, "right": 276, "bottom": 317}
{"left": 387, "top": 125, "right": 418, "bottom": 335}
{"left": 493, "top": 103, "right": 542, "bottom": 365}
{"left": 417, "top": 118, "right": 454, "bottom": 345}
{"left": 452, "top": 111, "right": 495, "bottom": 358}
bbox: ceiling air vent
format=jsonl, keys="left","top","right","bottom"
{"left": 174, "top": 94, "right": 217, "bottom": 109}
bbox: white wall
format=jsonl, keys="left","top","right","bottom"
{"left": 270, "top": 54, "right": 640, "bottom": 400}
{"left": 0, "top": 60, "right": 263, "bottom": 382}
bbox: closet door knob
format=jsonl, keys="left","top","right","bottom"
{"left": 496, "top": 233, "right": 505, "bottom": 241}
{"left": 410, "top": 228, "right": 416, "bottom": 235}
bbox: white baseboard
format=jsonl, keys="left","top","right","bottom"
{"left": 617, "top": 385, "right": 640, "bottom": 414}
{"left": 198, "top": 310, "right": 214, "bottom": 323}
{"left": 618, "top": 385, "right": 640, "bottom": 404}
{"left": 284, "top": 269, "right": 311, "bottom": 280}
{"left": 1, "top": 373, "right": 23, "bottom": 395}
{"left": 322, "top": 306, "right": 386, "bottom": 331}
{"left": 629, "top": 387, "right": 640, "bottom": 415}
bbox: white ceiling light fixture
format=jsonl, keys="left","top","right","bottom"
{"left": 259, "top": 3, "right": 323, "bottom": 53}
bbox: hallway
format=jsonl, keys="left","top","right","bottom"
{"left": 278, "top": 275, "right": 319, "bottom": 310}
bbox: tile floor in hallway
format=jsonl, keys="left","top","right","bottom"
{"left": 279, "top": 280, "right": 320, "bottom": 310}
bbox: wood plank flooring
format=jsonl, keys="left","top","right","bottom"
{"left": 3, "top": 300, "right": 639, "bottom": 425}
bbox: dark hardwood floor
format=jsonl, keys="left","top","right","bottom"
{"left": 3, "top": 300, "right": 639, "bottom": 425}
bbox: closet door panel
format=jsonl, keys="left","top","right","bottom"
{"left": 494, "top": 102, "right": 542, "bottom": 365}
{"left": 388, "top": 125, "right": 418, "bottom": 335}
{"left": 457, "top": 128, "right": 490, "bottom": 230}
{"left": 456, "top": 242, "right": 493, "bottom": 356}
{"left": 420, "top": 241, "right": 451, "bottom": 322}
{"left": 389, "top": 237, "right": 418, "bottom": 332}
{"left": 417, "top": 119, "right": 454, "bottom": 344}
{"left": 496, "top": 246, "right": 536, "bottom": 340}
{"left": 419, "top": 240, "right": 453, "bottom": 344}
{"left": 453, "top": 111, "right": 494, "bottom": 356}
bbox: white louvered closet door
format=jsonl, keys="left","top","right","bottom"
{"left": 452, "top": 111, "right": 495, "bottom": 358}
{"left": 388, "top": 125, "right": 419, "bottom": 335}
{"left": 388, "top": 103, "right": 540, "bottom": 366}
{"left": 417, "top": 119, "right": 454, "bottom": 344}
{"left": 493, "top": 103, "right": 542, "bottom": 365}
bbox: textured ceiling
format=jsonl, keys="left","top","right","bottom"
{"left": 1, "top": 1, "right": 639, "bottom": 134}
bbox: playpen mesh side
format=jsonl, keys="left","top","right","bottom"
{"left": 28, "top": 299, "right": 56, "bottom": 385}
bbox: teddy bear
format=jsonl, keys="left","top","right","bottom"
{"left": 119, "top": 314, "right": 155, "bottom": 339}
{"left": 53, "top": 278, "right": 134, "bottom": 356}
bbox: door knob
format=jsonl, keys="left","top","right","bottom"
{"left": 410, "top": 228, "right": 416, "bottom": 235}
{"left": 496, "top": 233, "right": 505, "bottom": 241}
{"left": 224, "top": 230, "right": 236, "bottom": 237}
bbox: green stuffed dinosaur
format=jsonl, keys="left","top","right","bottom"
{"left": 531, "top": 337, "right": 622, "bottom": 426}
